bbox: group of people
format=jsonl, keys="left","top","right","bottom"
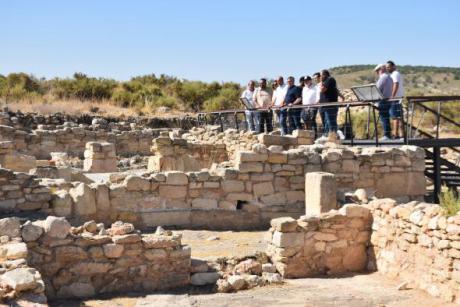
{"left": 241, "top": 60, "right": 404, "bottom": 140}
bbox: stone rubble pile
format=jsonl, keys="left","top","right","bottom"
{"left": 190, "top": 253, "right": 283, "bottom": 293}
{"left": 0, "top": 217, "right": 47, "bottom": 305}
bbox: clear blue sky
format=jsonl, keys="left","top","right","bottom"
{"left": 2, "top": 0, "right": 460, "bottom": 83}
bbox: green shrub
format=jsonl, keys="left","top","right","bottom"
{"left": 440, "top": 188, "right": 460, "bottom": 216}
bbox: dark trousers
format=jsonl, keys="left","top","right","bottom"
{"left": 288, "top": 108, "right": 302, "bottom": 134}
{"left": 324, "top": 106, "right": 338, "bottom": 133}
{"left": 319, "top": 107, "right": 328, "bottom": 135}
{"left": 378, "top": 99, "right": 392, "bottom": 138}
{"left": 258, "top": 111, "right": 273, "bottom": 134}
{"left": 301, "top": 108, "right": 318, "bottom": 136}
{"left": 279, "top": 109, "right": 289, "bottom": 135}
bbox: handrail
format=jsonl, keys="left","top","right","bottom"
{"left": 407, "top": 98, "right": 460, "bottom": 129}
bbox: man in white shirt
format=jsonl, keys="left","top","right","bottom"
{"left": 271, "top": 76, "right": 287, "bottom": 132}
{"left": 300, "top": 76, "right": 318, "bottom": 133}
{"left": 241, "top": 80, "right": 257, "bottom": 132}
{"left": 386, "top": 60, "right": 404, "bottom": 139}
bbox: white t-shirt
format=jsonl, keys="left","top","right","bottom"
{"left": 241, "top": 89, "right": 255, "bottom": 108}
{"left": 390, "top": 71, "right": 404, "bottom": 98}
{"left": 272, "top": 84, "right": 287, "bottom": 107}
{"left": 302, "top": 85, "right": 317, "bottom": 105}
{"left": 315, "top": 84, "right": 323, "bottom": 103}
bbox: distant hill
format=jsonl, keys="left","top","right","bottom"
{"left": 330, "top": 65, "right": 460, "bottom": 96}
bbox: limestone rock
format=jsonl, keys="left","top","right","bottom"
{"left": 21, "top": 221, "right": 43, "bottom": 242}
{"left": 262, "top": 272, "right": 283, "bottom": 284}
{"left": 69, "top": 183, "right": 96, "bottom": 216}
{"left": 227, "top": 275, "right": 246, "bottom": 290}
{"left": 190, "top": 272, "right": 220, "bottom": 286}
{"left": 44, "top": 216, "right": 71, "bottom": 239}
{"left": 0, "top": 217, "right": 21, "bottom": 238}
{"left": 103, "top": 243, "right": 124, "bottom": 258}
{"left": 1, "top": 268, "right": 39, "bottom": 292}
{"left": 110, "top": 221, "right": 134, "bottom": 235}
{"left": 1, "top": 242, "right": 28, "bottom": 260}
{"left": 270, "top": 217, "right": 298, "bottom": 232}
{"left": 234, "top": 259, "right": 262, "bottom": 275}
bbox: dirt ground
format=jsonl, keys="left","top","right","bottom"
{"left": 51, "top": 230, "right": 453, "bottom": 307}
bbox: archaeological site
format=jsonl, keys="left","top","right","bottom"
{"left": 0, "top": 109, "right": 459, "bottom": 306}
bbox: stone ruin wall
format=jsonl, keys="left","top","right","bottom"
{"left": 266, "top": 204, "right": 371, "bottom": 278}
{"left": 0, "top": 124, "right": 166, "bottom": 159}
{"left": 0, "top": 216, "right": 190, "bottom": 301}
{"left": 266, "top": 195, "right": 460, "bottom": 304}
{"left": 368, "top": 198, "right": 460, "bottom": 303}
{"left": 0, "top": 145, "right": 426, "bottom": 230}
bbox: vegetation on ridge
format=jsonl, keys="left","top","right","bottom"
{"left": 1, "top": 65, "right": 460, "bottom": 114}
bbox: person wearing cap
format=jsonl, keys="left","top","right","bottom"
{"left": 241, "top": 80, "right": 257, "bottom": 132}
{"left": 253, "top": 78, "right": 273, "bottom": 134}
{"left": 298, "top": 76, "right": 306, "bottom": 88}
{"left": 301, "top": 76, "right": 318, "bottom": 134}
{"left": 375, "top": 64, "right": 394, "bottom": 141}
{"left": 283, "top": 76, "right": 302, "bottom": 135}
{"left": 386, "top": 60, "right": 404, "bottom": 139}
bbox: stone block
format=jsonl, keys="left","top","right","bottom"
{"left": 237, "top": 151, "right": 268, "bottom": 162}
{"left": 222, "top": 180, "right": 245, "bottom": 193}
{"left": 238, "top": 162, "right": 264, "bottom": 173}
{"left": 165, "top": 171, "right": 189, "bottom": 185}
{"left": 253, "top": 182, "right": 274, "bottom": 196}
{"left": 69, "top": 183, "right": 97, "bottom": 216}
{"left": 272, "top": 231, "right": 304, "bottom": 248}
{"left": 52, "top": 190, "right": 73, "bottom": 217}
{"left": 270, "top": 217, "right": 298, "bottom": 232}
{"left": 305, "top": 172, "right": 337, "bottom": 215}
{"left": 192, "top": 198, "right": 218, "bottom": 210}
{"left": 159, "top": 185, "right": 187, "bottom": 199}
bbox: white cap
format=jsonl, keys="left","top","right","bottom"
{"left": 374, "top": 64, "right": 384, "bottom": 72}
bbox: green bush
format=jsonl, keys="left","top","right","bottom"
{"left": 440, "top": 188, "right": 460, "bottom": 216}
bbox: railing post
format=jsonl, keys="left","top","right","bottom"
{"left": 433, "top": 146, "right": 441, "bottom": 204}
{"left": 218, "top": 113, "right": 224, "bottom": 132}
{"left": 372, "top": 104, "right": 379, "bottom": 146}
{"left": 436, "top": 101, "right": 441, "bottom": 139}
{"left": 234, "top": 112, "right": 239, "bottom": 132}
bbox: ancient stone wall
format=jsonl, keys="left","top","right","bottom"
{"left": 368, "top": 198, "right": 460, "bottom": 303}
{"left": 0, "top": 216, "right": 190, "bottom": 301}
{"left": 0, "top": 125, "right": 166, "bottom": 159}
{"left": 266, "top": 204, "right": 372, "bottom": 278}
{"left": 37, "top": 145, "right": 425, "bottom": 230}
{"left": 0, "top": 168, "right": 51, "bottom": 213}
{"left": 0, "top": 110, "right": 197, "bottom": 131}
{"left": 147, "top": 132, "right": 228, "bottom": 172}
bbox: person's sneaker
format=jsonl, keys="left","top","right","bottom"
{"left": 337, "top": 130, "right": 345, "bottom": 140}
{"left": 379, "top": 136, "right": 391, "bottom": 141}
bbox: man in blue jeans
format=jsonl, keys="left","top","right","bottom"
{"left": 319, "top": 70, "right": 344, "bottom": 139}
{"left": 281, "top": 76, "right": 302, "bottom": 135}
{"left": 374, "top": 64, "right": 394, "bottom": 141}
